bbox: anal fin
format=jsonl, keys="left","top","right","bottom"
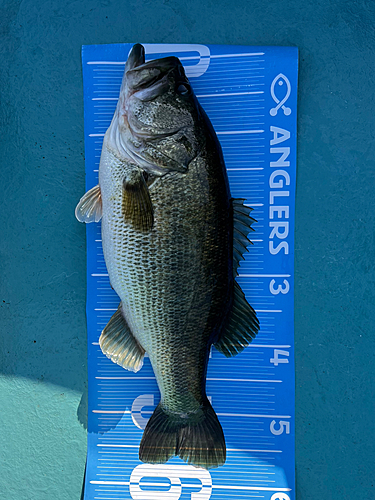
{"left": 99, "top": 304, "right": 145, "bottom": 372}
{"left": 214, "top": 281, "right": 259, "bottom": 357}
{"left": 75, "top": 184, "right": 102, "bottom": 223}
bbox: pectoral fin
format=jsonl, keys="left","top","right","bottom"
{"left": 99, "top": 304, "right": 145, "bottom": 373}
{"left": 214, "top": 281, "right": 259, "bottom": 357}
{"left": 75, "top": 184, "right": 102, "bottom": 223}
{"left": 122, "top": 170, "right": 154, "bottom": 231}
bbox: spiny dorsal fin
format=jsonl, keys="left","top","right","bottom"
{"left": 99, "top": 304, "right": 145, "bottom": 373}
{"left": 232, "top": 198, "right": 256, "bottom": 277}
{"left": 122, "top": 169, "right": 154, "bottom": 231}
{"left": 75, "top": 184, "right": 102, "bottom": 223}
{"left": 214, "top": 281, "right": 259, "bottom": 357}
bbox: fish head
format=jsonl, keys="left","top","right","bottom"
{"left": 114, "top": 44, "right": 204, "bottom": 174}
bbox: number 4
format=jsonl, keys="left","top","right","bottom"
{"left": 270, "top": 349, "right": 289, "bottom": 366}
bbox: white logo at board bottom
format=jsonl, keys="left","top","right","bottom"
{"left": 129, "top": 464, "right": 212, "bottom": 500}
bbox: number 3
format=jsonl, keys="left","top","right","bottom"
{"left": 269, "top": 279, "right": 290, "bottom": 295}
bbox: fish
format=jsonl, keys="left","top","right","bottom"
{"left": 75, "top": 43, "right": 259, "bottom": 469}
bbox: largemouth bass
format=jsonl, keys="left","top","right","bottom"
{"left": 76, "top": 43, "right": 259, "bottom": 469}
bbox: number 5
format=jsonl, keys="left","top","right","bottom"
{"left": 270, "top": 420, "right": 290, "bottom": 435}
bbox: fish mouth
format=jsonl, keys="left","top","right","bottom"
{"left": 125, "top": 44, "right": 184, "bottom": 98}
{"left": 118, "top": 44, "right": 193, "bottom": 159}
{"left": 125, "top": 43, "right": 146, "bottom": 72}
{"left": 127, "top": 55, "right": 181, "bottom": 74}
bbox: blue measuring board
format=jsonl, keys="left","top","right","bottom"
{"left": 82, "top": 43, "right": 298, "bottom": 500}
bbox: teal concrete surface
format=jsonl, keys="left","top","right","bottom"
{"left": 0, "top": 0, "right": 374, "bottom": 499}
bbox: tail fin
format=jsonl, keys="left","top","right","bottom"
{"left": 139, "top": 400, "right": 226, "bottom": 469}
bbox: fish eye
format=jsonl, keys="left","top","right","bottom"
{"left": 177, "top": 83, "right": 191, "bottom": 96}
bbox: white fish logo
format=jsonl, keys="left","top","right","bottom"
{"left": 270, "top": 73, "right": 291, "bottom": 116}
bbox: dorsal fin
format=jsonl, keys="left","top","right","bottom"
{"left": 232, "top": 198, "right": 256, "bottom": 277}
{"left": 213, "top": 199, "right": 259, "bottom": 357}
